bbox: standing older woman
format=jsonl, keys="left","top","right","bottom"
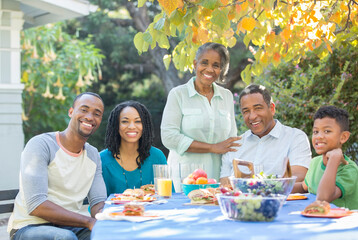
{"left": 101, "top": 101, "right": 167, "bottom": 195}
{"left": 161, "top": 42, "right": 240, "bottom": 191}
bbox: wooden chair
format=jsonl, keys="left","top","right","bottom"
{"left": 232, "top": 159, "right": 254, "bottom": 178}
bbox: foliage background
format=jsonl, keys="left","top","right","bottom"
{"left": 20, "top": 1, "right": 358, "bottom": 163}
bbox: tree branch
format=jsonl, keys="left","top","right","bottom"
{"left": 110, "top": 19, "right": 133, "bottom": 28}
{"left": 334, "top": 0, "right": 352, "bottom": 34}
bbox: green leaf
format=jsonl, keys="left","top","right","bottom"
{"left": 158, "top": 33, "right": 170, "bottom": 49}
{"left": 154, "top": 17, "right": 166, "bottom": 31}
{"left": 143, "top": 32, "right": 153, "bottom": 43}
{"left": 138, "top": 0, "right": 147, "bottom": 8}
{"left": 241, "top": 64, "right": 252, "bottom": 85}
{"left": 211, "top": 9, "right": 230, "bottom": 30}
{"left": 163, "top": 54, "right": 171, "bottom": 70}
{"left": 199, "top": 0, "right": 218, "bottom": 10}
{"left": 169, "top": 10, "right": 184, "bottom": 26}
{"left": 243, "top": 34, "right": 251, "bottom": 47}
{"left": 133, "top": 32, "right": 144, "bottom": 54}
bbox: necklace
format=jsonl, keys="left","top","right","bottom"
{"left": 118, "top": 154, "right": 143, "bottom": 189}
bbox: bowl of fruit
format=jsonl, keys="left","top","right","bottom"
{"left": 181, "top": 169, "right": 219, "bottom": 196}
{"left": 229, "top": 173, "right": 296, "bottom": 199}
{"left": 216, "top": 188, "right": 286, "bottom": 221}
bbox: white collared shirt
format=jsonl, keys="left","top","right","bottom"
{"left": 220, "top": 120, "right": 312, "bottom": 178}
{"left": 161, "top": 77, "right": 237, "bottom": 181}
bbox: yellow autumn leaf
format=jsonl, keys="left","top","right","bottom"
{"left": 307, "top": 40, "right": 314, "bottom": 51}
{"left": 241, "top": 17, "right": 256, "bottom": 31}
{"left": 236, "top": 22, "right": 244, "bottom": 34}
{"left": 192, "top": 26, "right": 198, "bottom": 44}
{"left": 265, "top": 11, "right": 273, "bottom": 19}
{"left": 22, "top": 71, "right": 29, "bottom": 83}
{"left": 325, "top": 41, "right": 333, "bottom": 53}
{"left": 315, "top": 39, "right": 322, "bottom": 48}
{"left": 329, "top": 12, "right": 341, "bottom": 24}
{"left": 197, "top": 26, "right": 209, "bottom": 44}
{"left": 241, "top": 1, "right": 249, "bottom": 11}
{"left": 265, "top": 31, "right": 276, "bottom": 47}
{"left": 221, "top": 0, "right": 229, "bottom": 5}
{"left": 315, "top": 29, "right": 323, "bottom": 38}
{"left": 281, "top": 28, "right": 292, "bottom": 41}
{"left": 273, "top": 52, "right": 281, "bottom": 62}
{"left": 260, "top": 52, "right": 269, "bottom": 64}
{"left": 340, "top": 3, "right": 348, "bottom": 12}
{"left": 158, "top": 0, "right": 184, "bottom": 16}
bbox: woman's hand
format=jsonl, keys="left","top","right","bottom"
{"left": 210, "top": 136, "right": 241, "bottom": 154}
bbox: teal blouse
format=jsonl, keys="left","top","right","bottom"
{"left": 100, "top": 146, "right": 167, "bottom": 195}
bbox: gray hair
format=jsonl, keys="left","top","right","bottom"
{"left": 195, "top": 42, "right": 230, "bottom": 82}
{"left": 239, "top": 84, "right": 272, "bottom": 107}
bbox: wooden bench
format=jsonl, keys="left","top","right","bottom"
{"left": 0, "top": 189, "right": 18, "bottom": 214}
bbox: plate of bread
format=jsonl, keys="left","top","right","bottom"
{"left": 110, "top": 188, "right": 157, "bottom": 204}
{"left": 96, "top": 203, "right": 163, "bottom": 222}
{"left": 301, "top": 200, "right": 353, "bottom": 218}
{"left": 185, "top": 188, "right": 220, "bottom": 205}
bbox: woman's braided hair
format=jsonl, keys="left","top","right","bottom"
{"left": 104, "top": 100, "right": 154, "bottom": 168}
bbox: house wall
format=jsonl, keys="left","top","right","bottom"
{"left": 0, "top": 0, "right": 24, "bottom": 190}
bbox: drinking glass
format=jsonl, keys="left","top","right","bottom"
{"left": 153, "top": 164, "right": 172, "bottom": 197}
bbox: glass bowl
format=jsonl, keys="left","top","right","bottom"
{"left": 216, "top": 193, "right": 286, "bottom": 221}
{"left": 181, "top": 183, "right": 220, "bottom": 196}
{"left": 229, "top": 176, "right": 297, "bottom": 198}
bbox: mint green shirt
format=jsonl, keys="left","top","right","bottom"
{"left": 161, "top": 77, "right": 237, "bottom": 184}
{"left": 305, "top": 155, "right": 358, "bottom": 210}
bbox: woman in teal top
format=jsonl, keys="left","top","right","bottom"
{"left": 101, "top": 101, "right": 167, "bottom": 195}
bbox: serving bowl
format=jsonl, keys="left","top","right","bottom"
{"left": 181, "top": 183, "right": 220, "bottom": 196}
{"left": 229, "top": 176, "right": 297, "bottom": 198}
{"left": 216, "top": 193, "right": 286, "bottom": 221}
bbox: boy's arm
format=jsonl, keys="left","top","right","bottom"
{"left": 316, "top": 149, "right": 346, "bottom": 202}
{"left": 292, "top": 181, "right": 308, "bottom": 193}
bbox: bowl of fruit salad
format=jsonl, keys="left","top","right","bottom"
{"left": 181, "top": 168, "right": 219, "bottom": 196}
{"left": 216, "top": 188, "right": 286, "bottom": 221}
{"left": 229, "top": 173, "right": 296, "bottom": 199}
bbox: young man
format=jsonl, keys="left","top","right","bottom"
{"left": 8, "top": 92, "right": 107, "bottom": 240}
{"left": 220, "top": 84, "right": 311, "bottom": 185}
{"left": 293, "top": 106, "right": 358, "bottom": 209}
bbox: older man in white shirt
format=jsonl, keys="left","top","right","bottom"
{"left": 220, "top": 84, "right": 311, "bottom": 185}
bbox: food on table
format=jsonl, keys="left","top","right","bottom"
{"left": 207, "top": 178, "right": 217, "bottom": 184}
{"left": 110, "top": 188, "right": 156, "bottom": 202}
{"left": 303, "top": 200, "right": 331, "bottom": 215}
{"left": 140, "top": 184, "right": 155, "bottom": 195}
{"left": 229, "top": 174, "right": 297, "bottom": 198}
{"left": 122, "top": 189, "right": 145, "bottom": 200}
{"left": 192, "top": 168, "right": 207, "bottom": 180}
{"left": 183, "top": 177, "right": 196, "bottom": 184}
{"left": 286, "top": 194, "right": 308, "bottom": 201}
{"left": 188, "top": 189, "right": 217, "bottom": 204}
{"left": 195, "top": 177, "right": 208, "bottom": 184}
{"left": 182, "top": 169, "right": 216, "bottom": 185}
{"left": 122, "top": 203, "right": 145, "bottom": 216}
{"left": 219, "top": 187, "right": 242, "bottom": 196}
{"left": 216, "top": 190, "right": 286, "bottom": 221}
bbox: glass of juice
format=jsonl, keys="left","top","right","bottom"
{"left": 153, "top": 164, "right": 171, "bottom": 196}
{"left": 157, "top": 178, "right": 172, "bottom": 198}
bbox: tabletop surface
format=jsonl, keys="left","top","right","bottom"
{"left": 91, "top": 193, "right": 358, "bottom": 240}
